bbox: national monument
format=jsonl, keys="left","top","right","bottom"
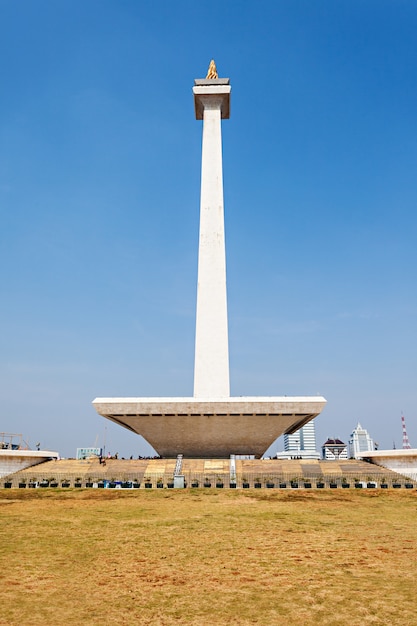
{"left": 93, "top": 62, "right": 327, "bottom": 458}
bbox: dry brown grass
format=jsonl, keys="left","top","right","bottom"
{"left": 0, "top": 489, "right": 416, "bottom": 625}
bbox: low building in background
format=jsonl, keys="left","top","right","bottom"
{"left": 349, "top": 422, "right": 375, "bottom": 458}
{"left": 322, "top": 438, "right": 348, "bottom": 460}
{"left": 76, "top": 447, "right": 102, "bottom": 460}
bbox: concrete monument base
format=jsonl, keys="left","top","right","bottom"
{"left": 92, "top": 63, "right": 327, "bottom": 457}
{"left": 93, "top": 396, "right": 326, "bottom": 458}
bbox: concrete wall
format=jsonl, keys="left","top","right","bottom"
{"left": 360, "top": 449, "right": 417, "bottom": 481}
{"left": 0, "top": 450, "right": 59, "bottom": 478}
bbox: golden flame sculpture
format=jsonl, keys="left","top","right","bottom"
{"left": 206, "top": 60, "right": 218, "bottom": 79}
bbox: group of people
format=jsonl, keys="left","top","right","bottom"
{"left": 98, "top": 453, "right": 161, "bottom": 464}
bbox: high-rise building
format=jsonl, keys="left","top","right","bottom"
{"left": 349, "top": 423, "right": 374, "bottom": 458}
{"left": 277, "top": 420, "right": 320, "bottom": 459}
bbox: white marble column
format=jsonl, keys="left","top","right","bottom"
{"left": 193, "top": 81, "right": 231, "bottom": 398}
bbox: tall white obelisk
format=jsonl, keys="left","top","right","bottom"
{"left": 193, "top": 61, "right": 231, "bottom": 398}
{"left": 93, "top": 62, "right": 327, "bottom": 459}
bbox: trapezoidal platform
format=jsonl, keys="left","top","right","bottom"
{"left": 92, "top": 396, "right": 326, "bottom": 458}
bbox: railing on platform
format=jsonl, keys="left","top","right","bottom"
{"left": 1, "top": 471, "right": 414, "bottom": 489}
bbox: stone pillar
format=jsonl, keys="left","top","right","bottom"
{"left": 193, "top": 78, "right": 231, "bottom": 398}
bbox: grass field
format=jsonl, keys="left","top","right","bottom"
{"left": 0, "top": 489, "right": 416, "bottom": 625}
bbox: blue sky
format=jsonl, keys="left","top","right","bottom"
{"left": 1, "top": 0, "right": 416, "bottom": 457}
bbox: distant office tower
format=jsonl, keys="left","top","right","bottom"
{"left": 349, "top": 422, "right": 375, "bottom": 458}
{"left": 285, "top": 421, "right": 316, "bottom": 453}
{"left": 277, "top": 420, "right": 320, "bottom": 459}
{"left": 321, "top": 438, "right": 348, "bottom": 460}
